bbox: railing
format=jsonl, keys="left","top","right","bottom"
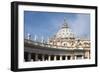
{"left": 25, "top": 39, "right": 53, "bottom": 47}
{"left": 24, "top": 39, "right": 71, "bottom": 49}
{"left": 24, "top": 39, "right": 90, "bottom": 50}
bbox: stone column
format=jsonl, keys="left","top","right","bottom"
{"left": 74, "top": 56, "right": 77, "bottom": 60}
{"left": 89, "top": 51, "right": 91, "bottom": 59}
{"left": 48, "top": 55, "right": 51, "bottom": 61}
{"left": 31, "top": 59, "right": 33, "bottom": 62}
{"left": 65, "top": 56, "right": 67, "bottom": 60}
{"left": 54, "top": 55, "right": 56, "bottom": 61}
{"left": 70, "top": 56, "right": 73, "bottom": 60}
{"left": 85, "top": 51, "right": 90, "bottom": 59}
{"left": 60, "top": 55, "right": 62, "bottom": 60}
{"left": 28, "top": 53, "right": 31, "bottom": 61}
{"left": 82, "top": 55, "right": 84, "bottom": 59}
{"left": 42, "top": 54, "right": 44, "bottom": 61}
{"left": 35, "top": 54, "right": 38, "bottom": 61}
{"left": 27, "top": 33, "right": 31, "bottom": 40}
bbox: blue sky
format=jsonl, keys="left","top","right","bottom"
{"left": 24, "top": 11, "right": 90, "bottom": 40}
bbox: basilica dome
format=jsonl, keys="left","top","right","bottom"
{"left": 55, "top": 19, "right": 74, "bottom": 39}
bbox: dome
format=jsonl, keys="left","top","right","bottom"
{"left": 55, "top": 19, "right": 74, "bottom": 38}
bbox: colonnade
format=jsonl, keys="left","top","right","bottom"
{"left": 24, "top": 52, "right": 84, "bottom": 62}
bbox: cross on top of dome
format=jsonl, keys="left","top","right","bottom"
{"left": 61, "top": 18, "right": 69, "bottom": 28}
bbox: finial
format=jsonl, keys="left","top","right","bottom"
{"left": 34, "top": 34, "right": 37, "bottom": 41}
{"left": 41, "top": 36, "right": 44, "bottom": 43}
{"left": 27, "top": 33, "right": 31, "bottom": 40}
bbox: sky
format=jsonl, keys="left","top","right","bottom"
{"left": 24, "top": 11, "right": 90, "bottom": 41}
